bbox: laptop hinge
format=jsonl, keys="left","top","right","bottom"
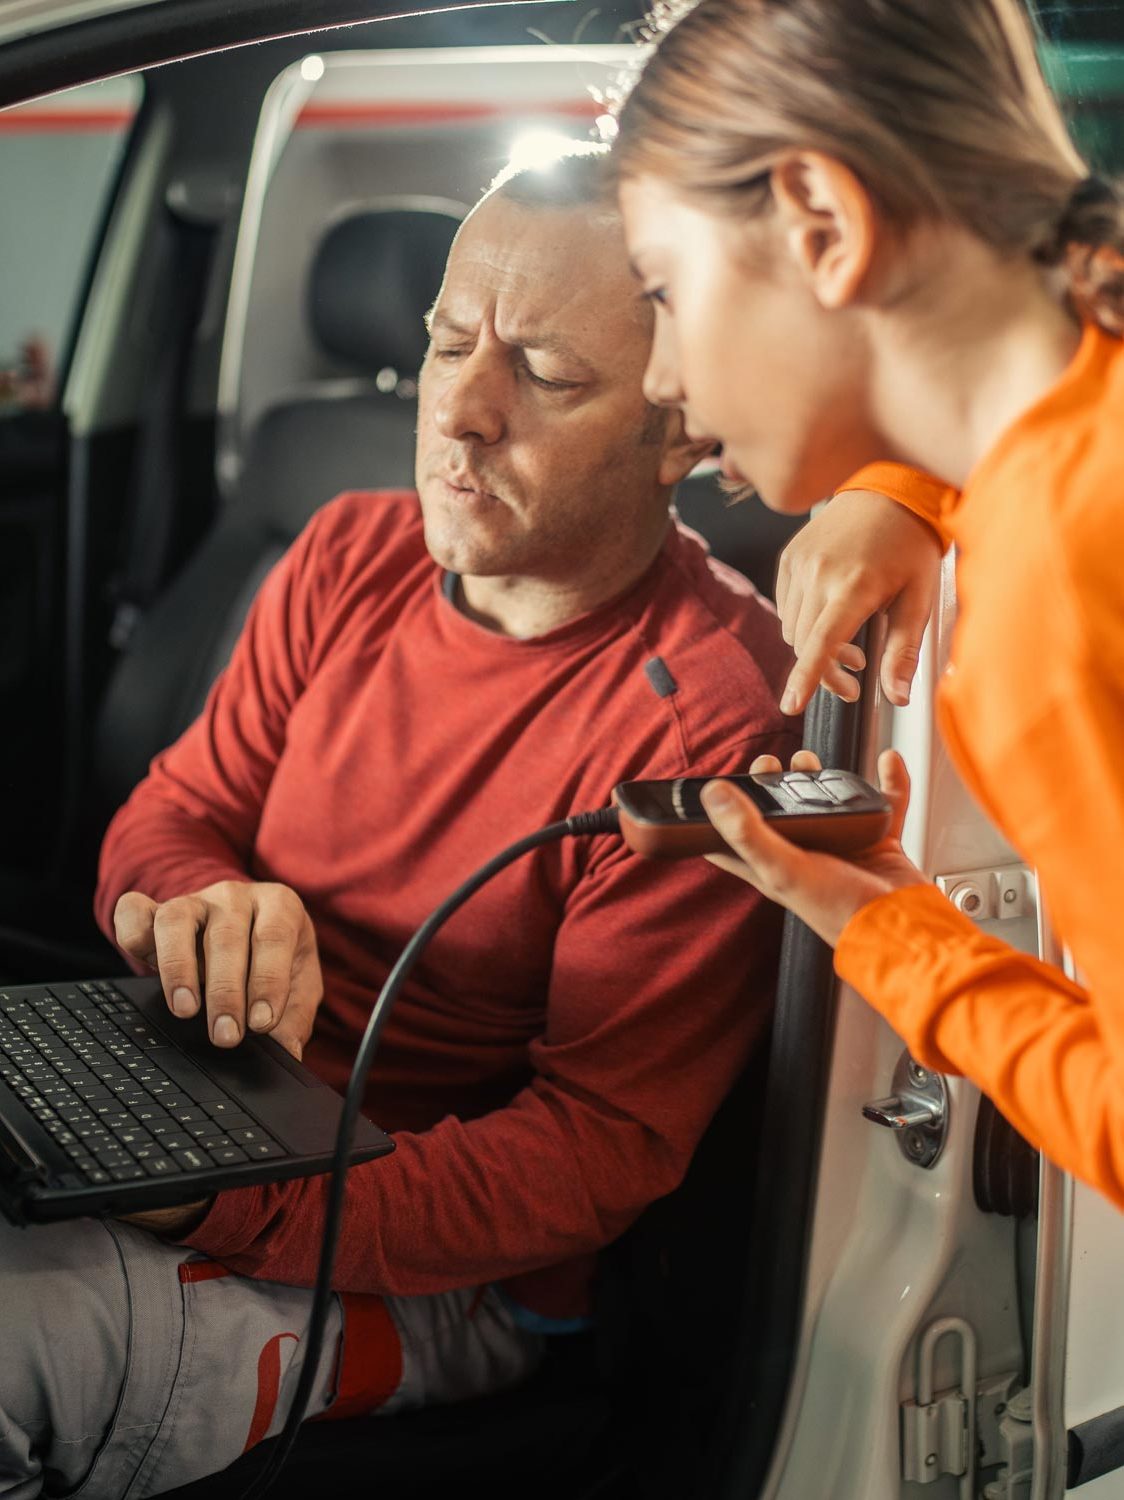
{"left": 0, "top": 1112, "right": 49, "bottom": 1185}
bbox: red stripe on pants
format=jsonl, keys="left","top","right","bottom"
{"left": 243, "top": 1332, "right": 300, "bottom": 1452}
{"left": 178, "top": 1260, "right": 233, "bottom": 1284}
{"left": 313, "top": 1294, "right": 403, "bottom": 1422}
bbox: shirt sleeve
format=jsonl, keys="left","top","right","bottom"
{"left": 178, "top": 746, "right": 790, "bottom": 1297}
{"left": 835, "top": 884, "right": 1124, "bottom": 1205}
{"left": 834, "top": 462, "right": 957, "bottom": 552}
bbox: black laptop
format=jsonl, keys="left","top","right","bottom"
{"left": 0, "top": 975, "right": 393, "bottom": 1226}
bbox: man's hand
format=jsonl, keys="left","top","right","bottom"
{"left": 775, "top": 490, "right": 942, "bottom": 716}
{"left": 113, "top": 880, "right": 323, "bottom": 1060}
{"left": 698, "top": 748, "right": 928, "bottom": 946}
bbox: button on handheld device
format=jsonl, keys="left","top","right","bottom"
{"left": 613, "top": 770, "right": 892, "bottom": 858}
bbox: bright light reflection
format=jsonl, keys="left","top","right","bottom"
{"left": 301, "top": 55, "right": 325, "bottom": 82}
{"left": 505, "top": 129, "right": 576, "bottom": 174}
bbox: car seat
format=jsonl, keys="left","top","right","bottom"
{"left": 92, "top": 202, "right": 462, "bottom": 821}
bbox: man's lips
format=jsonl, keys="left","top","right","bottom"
{"left": 439, "top": 473, "right": 502, "bottom": 502}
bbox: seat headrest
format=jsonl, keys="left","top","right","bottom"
{"left": 308, "top": 203, "right": 464, "bottom": 376}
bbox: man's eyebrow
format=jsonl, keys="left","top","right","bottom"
{"left": 427, "top": 310, "right": 595, "bottom": 375}
{"left": 426, "top": 309, "right": 474, "bottom": 338}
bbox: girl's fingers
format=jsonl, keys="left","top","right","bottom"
{"left": 749, "top": 754, "right": 783, "bottom": 775}
{"left": 699, "top": 779, "right": 805, "bottom": 902}
{"left": 789, "top": 749, "right": 822, "bottom": 773}
{"left": 877, "top": 749, "right": 912, "bottom": 841}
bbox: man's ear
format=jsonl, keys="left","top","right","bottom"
{"left": 769, "top": 151, "right": 876, "bottom": 310}
{"left": 657, "top": 413, "right": 719, "bottom": 488}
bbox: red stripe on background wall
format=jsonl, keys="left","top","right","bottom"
{"left": 0, "top": 108, "right": 134, "bottom": 131}
{"left": 0, "top": 97, "right": 601, "bottom": 133}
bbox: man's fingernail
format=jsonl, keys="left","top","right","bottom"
{"left": 780, "top": 690, "right": 799, "bottom": 715}
{"left": 892, "top": 679, "right": 912, "bottom": 705}
{"left": 171, "top": 987, "right": 197, "bottom": 1018}
{"left": 213, "top": 1015, "right": 240, "bottom": 1047}
{"left": 249, "top": 1002, "right": 273, "bottom": 1031}
{"left": 700, "top": 781, "right": 736, "bottom": 814}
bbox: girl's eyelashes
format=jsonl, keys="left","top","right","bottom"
{"left": 641, "top": 286, "right": 669, "bottom": 308}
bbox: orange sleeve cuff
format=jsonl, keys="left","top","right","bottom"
{"left": 833, "top": 882, "right": 983, "bottom": 1073}
{"left": 835, "top": 462, "right": 956, "bottom": 553}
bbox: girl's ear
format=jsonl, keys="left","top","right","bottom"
{"left": 769, "top": 151, "right": 877, "bottom": 310}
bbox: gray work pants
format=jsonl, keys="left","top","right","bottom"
{"left": 0, "top": 1217, "right": 543, "bottom": 1498}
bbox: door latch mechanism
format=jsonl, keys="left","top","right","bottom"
{"left": 863, "top": 1051, "right": 949, "bottom": 1168}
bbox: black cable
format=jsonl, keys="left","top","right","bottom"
{"left": 240, "top": 806, "right": 621, "bottom": 1500}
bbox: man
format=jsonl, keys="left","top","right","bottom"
{"left": 0, "top": 146, "right": 796, "bottom": 1497}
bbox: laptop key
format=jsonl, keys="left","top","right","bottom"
{"left": 211, "top": 1146, "right": 248, "bottom": 1165}
{"left": 141, "top": 1156, "right": 180, "bottom": 1176}
{"left": 243, "top": 1140, "right": 284, "bottom": 1160}
{"left": 172, "top": 1147, "right": 212, "bottom": 1172}
{"left": 109, "top": 1164, "right": 145, "bottom": 1182}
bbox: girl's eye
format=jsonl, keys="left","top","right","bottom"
{"left": 642, "top": 286, "right": 670, "bottom": 309}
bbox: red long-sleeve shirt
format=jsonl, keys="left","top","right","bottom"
{"left": 96, "top": 490, "right": 796, "bottom": 1315}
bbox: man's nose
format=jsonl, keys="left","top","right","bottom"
{"left": 433, "top": 350, "right": 506, "bottom": 445}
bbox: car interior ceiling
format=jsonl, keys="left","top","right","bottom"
{"left": 5, "top": 2, "right": 1090, "bottom": 1496}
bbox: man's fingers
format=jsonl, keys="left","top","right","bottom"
{"left": 113, "top": 892, "right": 161, "bottom": 969}
{"left": 150, "top": 895, "right": 209, "bottom": 1018}
{"left": 267, "top": 945, "right": 324, "bottom": 1062}
{"left": 880, "top": 570, "right": 937, "bottom": 707}
{"left": 199, "top": 896, "right": 252, "bottom": 1047}
{"left": 245, "top": 886, "right": 307, "bottom": 1036}
{"left": 877, "top": 749, "right": 912, "bottom": 842}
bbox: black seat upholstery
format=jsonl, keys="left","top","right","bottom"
{"left": 92, "top": 204, "right": 462, "bottom": 821}
{"left": 674, "top": 471, "right": 803, "bottom": 601}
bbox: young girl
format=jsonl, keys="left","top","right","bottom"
{"left": 613, "top": 0, "right": 1124, "bottom": 1207}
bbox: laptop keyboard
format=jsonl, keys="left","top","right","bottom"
{"left": 0, "top": 980, "right": 284, "bottom": 1189}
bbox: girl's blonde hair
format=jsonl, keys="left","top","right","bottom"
{"left": 612, "top": 0, "right": 1124, "bottom": 334}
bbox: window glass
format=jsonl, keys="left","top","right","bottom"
{"left": 0, "top": 74, "right": 141, "bottom": 416}
{"left": 1036, "top": 2, "right": 1124, "bottom": 171}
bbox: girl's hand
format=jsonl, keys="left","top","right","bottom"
{"left": 700, "top": 749, "right": 927, "bottom": 946}
{"left": 776, "top": 491, "right": 942, "bottom": 716}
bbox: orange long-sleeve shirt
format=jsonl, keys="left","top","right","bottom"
{"left": 835, "top": 323, "right": 1124, "bottom": 1207}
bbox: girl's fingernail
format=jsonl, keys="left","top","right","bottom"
{"left": 701, "top": 781, "right": 736, "bottom": 814}
{"left": 780, "top": 690, "right": 799, "bottom": 715}
{"left": 892, "top": 678, "right": 912, "bottom": 705}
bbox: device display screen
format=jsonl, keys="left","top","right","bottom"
{"left": 629, "top": 776, "right": 785, "bottom": 822}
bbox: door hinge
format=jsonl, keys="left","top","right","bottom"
{"left": 900, "top": 1318, "right": 977, "bottom": 1497}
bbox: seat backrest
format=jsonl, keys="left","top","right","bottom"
{"left": 92, "top": 203, "right": 461, "bottom": 820}
{"left": 674, "top": 469, "right": 803, "bottom": 599}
